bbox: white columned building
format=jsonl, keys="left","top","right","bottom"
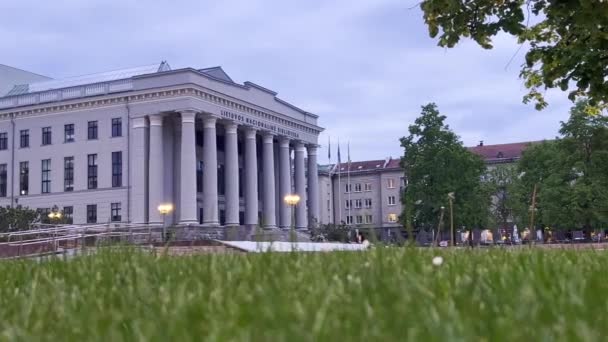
{"left": 0, "top": 62, "right": 323, "bottom": 236}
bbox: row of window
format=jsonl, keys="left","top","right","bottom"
{"left": 0, "top": 152, "right": 122, "bottom": 197}
{"left": 343, "top": 196, "right": 397, "bottom": 209}
{"left": 344, "top": 214, "right": 397, "bottom": 224}
{"left": 344, "top": 179, "right": 398, "bottom": 194}
{"left": 0, "top": 118, "right": 122, "bottom": 150}
{"left": 38, "top": 203, "right": 122, "bottom": 224}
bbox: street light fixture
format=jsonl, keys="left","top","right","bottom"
{"left": 48, "top": 205, "right": 62, "bottom": 221}
{"left": 157, "top": 203, "right": 174, "bottom": 242}
{"left": 284, "top": 194, "right": 301, "bottom": 242}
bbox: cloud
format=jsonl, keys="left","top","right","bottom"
{"left": 0, "top": 0, "right": 573, "bottom": 161}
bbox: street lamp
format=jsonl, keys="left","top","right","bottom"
{"left": 157, "top": 203, "right": 174, "bottom": 242}
{"left": 284, "top": 194, "right": 301, "bottom": 241}
{"left": 48, "top": 205, "right": 62, "bottom": 222}
{"left": 448, "top": 192, "right": 455, "bottom": 247}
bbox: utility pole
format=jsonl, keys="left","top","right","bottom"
{"left": 528, "top": 183, "right": 538, "bottom": 245}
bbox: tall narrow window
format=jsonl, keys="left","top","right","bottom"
{"left": 388, "top": 196, "right": 396, "bottom": 206}
{"left": 387, "top": 178, "right": 395, "bottom": 189}
{"left": 41, "top": 159, "right": 51, "bottom": 193}
{"left": 41, "top": 127, "right": 52, "bottom": 145}
{"left": 111, "top": 118, "right": 122, "bottom": 137}
{"left": 87, "top": 204, "right": 97, "bottom": 223}
{"left": 63, "top": 206, "right": 73, "bottom": 224}
{"left": 111, "top": 203, "right": 121, "bottom": 222}
{"left": 112, "top": 151, "right": 122, "bottom": 187}
{"left": 20, "top": 130, "right": 29, "bottom": 148}
{"left": 0, "top": 133, "right": 7, "bottom": 150}
{"left": 19, "top": 161, "right": 28, "bottom": 195}
{"left": 88, "top": 154, "right": 97, "bottom": 189}
{"left": 87, "top": 121, "right": 98, "bottom": 140}
{"left": 354, "top": 183, "right": 362, "bottom": 192}
{"left": 0, "top": 164, "right": 6, "bottom": 197}
{"left": 197, "top": 161, "right": 203, "bottom": 193}
{"left": 64, "top": 157, "right": 74, "bottom": 192}
{"left": 388, "top": 214, "right": 398, "bottom": 223}
{"left": 64, "top": 124, "right": 75, "bottom": 142}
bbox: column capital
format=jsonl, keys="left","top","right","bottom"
{"left": 294, "top": 141, "right": 306, "bottom": 152}
{"left": 224, "top": 122, "right": 238, "bottom": 134}
{"left": 278, "top": 137, "right": 290, "bottom": 148}
{"left": 244, "top": 127, "right": 257, "bottom": 139}
{"left": 132, "top": 117, "right": 148, "bottom": 129}
{"left": 180, "top": 110, "right": 196, "bottom": 123}
{"left": 306, "top": 145, "right": 318, "bottom": 156}
{"left": 262, "top": 133, "right": 274, "bottom": 143}
{"left": 203, "top": 116, "right": 217, "bottom": 128}
{"left": 149, "top": 114, "right": 163, "bottom": 126}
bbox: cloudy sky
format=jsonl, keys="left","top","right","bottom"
{"left": 1, "top": 0, "right": 572, "bottom": 161}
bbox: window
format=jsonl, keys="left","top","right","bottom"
{"left": 354, "top": 183, "right": 362, "bottom": 192}
{"left": 354, "top": 199, "right": 362, "bottom": 209}
{"left": 364, "top": 183, "right": 372, "bottom": 191}
{"left": 112, "top": 152, "right": 122, "bottom": 187}
{"left": 388, "top": 214, "right": 398, "bottom": 223}
{"left": 64, "top": 157, "right": 74, "bottom": 192}
{"left": 111, "top": 203, "right": 122, "bottom": 222}
{"left": 346, "top": 216, "right": 353, "bottom": 225}
{"left": 356, "top": 215, "right": 363, "bottom": 224}
{"left": 19, "top": 162, "right": 28, "bottom": 195}
{"left": 387, "top": 178, "right": 395, "bottom": 189}
{"left": 41, "top": 159, "right": 51, "bottom": 193}
{"left": 87, "top": 121, "right": 98, "bottom": 140}
{"left": 20, "top": 130, "right": 29, "bottom": 148}
{"left": 41, "top": 127, "right": 52, "bottom": 145}
{"left": 87, "top": 204, "right": 97, "bottom": 223}
{"left": 0, "top": 133, "right": 7, "bottom": 150}
{"left": 327, "top": 200, "right": 330, "bottom": 211}
{"left": 364, "top": 198, "right": 372, "bottom": 208}
{"left": 388, "top": 196, "right": 396, "bottom": 206}
{"left": 345, "top": 199, "right": 352, "bottom": 209}
{"left": 111, "top": 118, "right": 122, "bottom": 137}
{"left": 197, "top": 161, "right": 203, "bottom": 193}
{"left": 365, "top": 215, "right": 373, "bottom": 224}
{"left": 0, "top": 164, "right": 6, "bottom": 197}
{"left": 63, "top": 206, "right": 73, "bottom": 224}
{"left": 64, "top": 124, "right": 74, "bottom": 142}
{"left": 87, "top": 154, "right": 97, "bottom": 189}
{"left": 344, "top": 183, "right": 352, "bottom": 193}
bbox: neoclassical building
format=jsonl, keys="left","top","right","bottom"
{"left": 0, "top": 62, "right": 323, "bottom": 231}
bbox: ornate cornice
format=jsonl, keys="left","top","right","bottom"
{"left": 0, "top": 86, "right": 323, "bottom": 137}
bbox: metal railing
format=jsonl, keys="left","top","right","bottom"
{"left": 0, "top": 223, "right": 163, "bottom": 258}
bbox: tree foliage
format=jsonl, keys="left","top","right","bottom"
{"left": 485, "top": 165, "right": 519, "bottom": 228}
{"left": 0, "top": 206, "right": 40, "bottom": 233}
{"left": 400, "top": 103, "right": 488, "bottom": 232}
{"left": 420, "top": 0, "right": 608, "bottom": 111}
{"left": 510, "top": 101, "right": 608, "bottom": 230}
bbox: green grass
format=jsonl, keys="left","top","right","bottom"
{"left": 0, "top": 247, "right": 607, "bottom": 341}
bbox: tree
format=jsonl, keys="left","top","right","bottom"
{"left": 0, "top": 206, "right": 40, "bottom": 233}
{"left": 420, "top": 0, "right": 608, "bottom": 112}
{"left": 510, "top": 101, "right": 608, "bottom": 230}
{"left": 400, "top": 103, "right": 488, "bottom": 234}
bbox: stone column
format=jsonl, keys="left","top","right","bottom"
{"left": 202, "top": 116, "right": 219, "bottom": 226}
{"left": 148, "top": 114, "right": 164, "bottom": 224}
{"left": 294, "top": 142, "right": 308, "bottom": 229}
{"left": 307, "top": 145, "right": 320, "bottom": 227}
{"left": 278, "top": 137, "right": 292, "bottom": 229}
{"left": 179, "top": 111, "right": 198, "bottom": 224}
{"left": 224, "top": 122, "right": 239, "bottom": 226}
{"left": 244, "top": 128, "right": 259, "bottom": 226}
{"left": 130, "top": 117, "right": 148, "bottom": 223}
{"left": 262, "top": 133, "right": 277, "bottom": 229}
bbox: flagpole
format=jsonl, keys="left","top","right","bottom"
{"left": 347, "top": 142, "right": 352, "bottom": 228}
{"left": 337, "top": 139, "right": 342, "bottom": 225}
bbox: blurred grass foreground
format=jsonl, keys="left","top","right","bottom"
{"left": 1, "top": 248, "right": 607, "bottom": 341}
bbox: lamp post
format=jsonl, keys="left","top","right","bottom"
{"left": 284, "top": 194, "right": 301, "bottom": 242}
{"left": 448, "top": 192, "right": 455, "bottom": 247}
{"left": 435, "top": 206, "right": 445, "bottom": 247}
{"left": 157, "top": 203, "right": 174, "bottom": 243}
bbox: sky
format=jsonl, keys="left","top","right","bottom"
{"left": 0, "top": 0, "right": 573, "bottom": 161}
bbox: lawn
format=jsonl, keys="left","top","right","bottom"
{"left": 0, "top": 247, "right": 607, "bottom": 341}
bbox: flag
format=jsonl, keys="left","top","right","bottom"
{"left": 337, "top": 140, "right": 341, "bottom": 165}
{"left": 347, "top": 142, "right": 351, "bottom": 165}
{"left": 328, "top": 136, "right": 331, "bottom": 162}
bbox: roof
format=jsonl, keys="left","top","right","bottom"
{"left": 468, "top": 141, "right": 541, "bottom": 164}
{"left": 320, "top": 157, "right": 402, "bottom": 175}
{"left": 6, "top": 61, "right": 171, "bottom": 96}
{"left": 0, "top": 64, "right": 51, "bottom": 96}
{"left": 199, "top": 66, "right": 234, "bottom": 83}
